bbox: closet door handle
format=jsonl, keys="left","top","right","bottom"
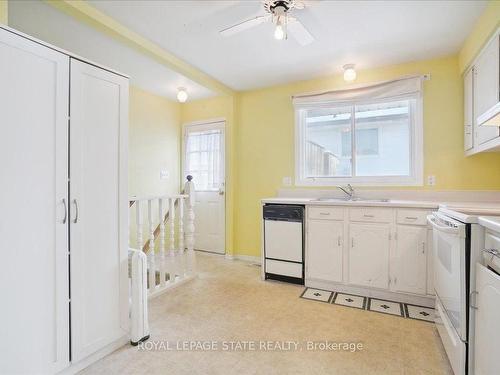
{"left": 62, "top": 198, "right": 67, "bottom": 224}
{"left": 73, "top": 199, "right": 79, "bottom": 224}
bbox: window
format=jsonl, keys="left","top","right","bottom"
{"left": 184, "top": 124, "right": 224, "bottom": 191}
{"left": 295, "top": 77, "right": 423, "bottom": 186}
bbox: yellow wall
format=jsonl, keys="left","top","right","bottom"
{"left": 129, "top": 86, "right": 182, "bottom": 249}
{"left": 180, "top": 95, "right": 237, "bottom": 255}
{"left": 459, "top": 1, "right": 500, "bottom": 73}
{"left": 0, "top": 0, "right": 8, "bottom": 25}
{"left": 129, "top": 86, "right": 181, "bottom": 197}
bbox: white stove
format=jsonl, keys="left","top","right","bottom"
{"left": 429, "top": 203, "right": 500, "bottom": 375}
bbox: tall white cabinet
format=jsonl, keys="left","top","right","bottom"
{"left": 0, "top": 27, "right": 128, "bottom": 374}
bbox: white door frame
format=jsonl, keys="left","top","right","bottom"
{"left": 182, "top": 118, "right": 226, "bottom": 253}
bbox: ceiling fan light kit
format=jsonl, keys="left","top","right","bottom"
{"left": 220, "top": 0, "right": 315, "bottom": 46}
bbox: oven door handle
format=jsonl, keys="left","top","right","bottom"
{"left": 427, "top": 215, "right": 460, "bottom": 235}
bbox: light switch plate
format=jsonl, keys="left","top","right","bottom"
{"left": 282, "top": 176, "right": 292, "bottom": 186}
{"left": 427, "top": 175, "right": 436, "bottom": 186}
{"left": 160, "top": 170, "right": 169, "bottom": 180}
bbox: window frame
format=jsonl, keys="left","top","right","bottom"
{"left": 295, "top": 94, "right": 423, "bottom": 186}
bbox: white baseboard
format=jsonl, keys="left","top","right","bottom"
{"left": 225, "top": 254, "right": 261, "bottom": 264}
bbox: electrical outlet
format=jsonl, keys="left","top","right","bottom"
{"left": 427, "top": 175, "right": 436, "bottom": 186}
{"left": 160, "top": 170, "right": 169, "bottom": 180}
{"left": 282, "top": 176, "right": 292, "bottom": 186}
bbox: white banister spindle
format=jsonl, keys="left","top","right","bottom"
{"left": 158, "top": 198, "right": 166, "bottom": 287}
{"left": 184, "top": 177, "right": 196, "bottom": 275}
{"left": 169, "top": 197, "right": 177, "bottom": 280}
{"left": 135, "top": 200, "right": 143, "bottom": 252}
{"left": 178, "top": 197, "right": 185, "bottom": 277}
{"left": 147, "top": 199, "right": 156, "bottom": 291}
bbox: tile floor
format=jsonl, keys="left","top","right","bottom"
{"left": 82, "top": 252, "right": 452, "bottom": 374}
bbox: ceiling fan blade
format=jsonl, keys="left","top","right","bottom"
{"left": 293, "top": 0, "right": 321, "bottom": 10}
{"left": 220, "top": 15, "right": 270, "bottom": 37}
{"left": 288, "top": 18, "right": 314, "bottom": 46}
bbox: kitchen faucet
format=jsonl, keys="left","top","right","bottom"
{"left": 337, "top": 184, "right": 355, "bottom": 200}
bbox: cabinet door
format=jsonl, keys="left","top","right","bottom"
{"left": 464, "top": 68, "right": 474, "bottom": 151}
{"left": 348, "top": 223, "right": 390, "bottom": 289}
{"left": 393, "top": 225, "right": 427, "bottom": 295}
{"left": 306, "top": 220, "right": 343, "bottom": 282}
{"left": 0, "top": 29, "right": 70, "bottom": 374}
{"left": 474, "top": 34, "right": 500, "bottom": 145}
{"left": 426, "top": 229, "right": 434, "bottom": 295}
{"left": 474, "top": 263, "right": 500, "bottom": 375}
{"left": 70, "top": 59, "right": 129, "bottom": 362}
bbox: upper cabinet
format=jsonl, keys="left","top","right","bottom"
{"left": 464, "top": 68, "right": 474, "bottom": 151}
{"left": 465, "top": 29, "right": 500, "bottom": 154}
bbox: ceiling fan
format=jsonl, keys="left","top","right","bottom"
{"left": 219, "top": 0, "right": 316, "bottom": 46}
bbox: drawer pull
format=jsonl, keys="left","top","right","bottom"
{"left": 363, "top": 214, "right": 374, "bottom": 218}
{"left": 319, "top": 212, "right": 330, "bottom": 216}
{"left": 405, "top": 216, "right": 418, "bottom": 220}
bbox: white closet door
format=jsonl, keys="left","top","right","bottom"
{"left": 69, "top": 59, "right": 129, "bottom": 361}
{"left": 0, "top": 28, "right": 70, "bottom": 374}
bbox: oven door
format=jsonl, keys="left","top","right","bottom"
{"left": 427, "top": 212, "right": 467, "bottom": 340}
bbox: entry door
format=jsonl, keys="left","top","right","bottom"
{"left": 0, "top": 28, "right": 70, "bottom": 374}
{"left": 69, "top": 59, "right": 129, "bottom": 361}
{"left": 183, "top": 121, "right": 225, "bottom": 254}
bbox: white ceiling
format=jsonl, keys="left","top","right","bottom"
{"left": 87, "top": 0, "right": 487, "bottom": 91}
{"left": 8, "top": 0, "right": 215, "bottom": 101}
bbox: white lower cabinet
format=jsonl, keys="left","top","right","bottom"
{"left": 348, "top": 223, "right": 390, "bottom": 289}
{"left": 305, "top": 205, "right": 433, "bottom": 300}
{"left": 307, "top": 219, "right": 343, "bottom": 282}
{"left": 393, "top": 225, "right": 427, "bottom": 294}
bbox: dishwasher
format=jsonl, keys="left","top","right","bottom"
{"left": 263, "top": 204, "right": 304, "bottom": 284}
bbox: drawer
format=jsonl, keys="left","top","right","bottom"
{"left": 349, "top": 207, "right": 392, "bottom": 223}
{"left": 308, "top": 206, "right": 344, "bottom": 221}
{"left": 396, "top": 209, "right": 429, "bottom": 226}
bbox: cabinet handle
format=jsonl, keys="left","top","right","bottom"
{"left": 319, "top": 212, "right": 330, "bottom": 216}
{"left": 422, "top": 242, "right": 425, "bottom": 254}
{"left": 62, "top": 198, "right": 67, "bottom": 224}
{"left": 337, "top": 236, "right": 341, "bottom": 246}
{"left": 363, "top": 214, "right": 374, "bottom": 218}
{"left": 405, "top": 216, "right": 418, "bottom": 220}
{"left": 351, "top": 238, "right": 354, "bottom": 248}
{"left": 470, "top": 291, "right": 478, "bottom": 310}
{"left": 73, "top": 199, "right": 79, "bottom": 224}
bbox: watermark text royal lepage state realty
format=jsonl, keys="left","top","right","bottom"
{"left": 138, "top": 340, "right": 363, "bottom": 353}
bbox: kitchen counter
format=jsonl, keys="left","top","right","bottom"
{"left": 261, "top": 196, "right": 439, "bottom": 209}
{"left": 478, "top": 216, "right": 500, "bottom": 233}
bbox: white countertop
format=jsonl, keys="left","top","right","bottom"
{"left": 261, "top": 197, "right": 439, "bottom": 209}
{"left": 478, "top": 216, "right": 500, "bottom": 233}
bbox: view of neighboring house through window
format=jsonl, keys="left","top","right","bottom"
{"left": 297, "top": 92, "right": 421, "bottom": 185}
